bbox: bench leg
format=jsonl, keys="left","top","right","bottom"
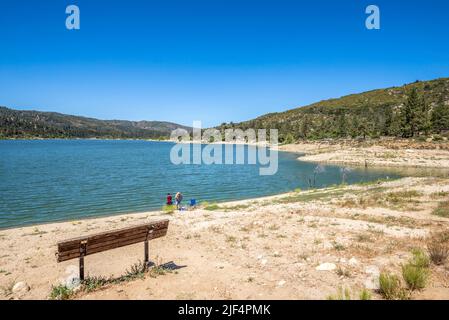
{"left": 79, "top": 255, "right": 85, "bottom": 281}
{"left": 144, "top": 240, "right": 149, "bottom": 266}
{"left": 79, "top": 241, "right": 87, "bottom": 281}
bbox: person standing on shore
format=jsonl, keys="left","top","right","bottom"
{"left": 175, "top": 192, "right": 183, "bottom": 210}
{"left": 166, "top": 193, "right": 173, "bottom": 206}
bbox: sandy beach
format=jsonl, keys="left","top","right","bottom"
{"left": 1, "top": 141, "right": 449, "bottom": 300}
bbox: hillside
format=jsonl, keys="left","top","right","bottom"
{"left": 218, "top": 78, "right": 449, "bottom": 142}
{"left": 0, "top": 107, "right": 191, "bottom": 140}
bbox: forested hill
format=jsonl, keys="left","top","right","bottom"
{"left": 218, "top": 78, "right": 449, "bottom": 143}
{"left": 0, "top": 107, "right": 191, "bottom": 139}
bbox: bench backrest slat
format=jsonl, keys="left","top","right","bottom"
{"left": 56, "top": 219, "right": 169, "bottom": 262}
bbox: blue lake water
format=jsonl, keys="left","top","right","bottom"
{"left": 0, "top": 140, "right": 400, "bottom": 229}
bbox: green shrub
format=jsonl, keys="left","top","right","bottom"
{"left": 359, "top": 289, "right": 372, "bottom": 300}
{"left": 410, "top": 248, "right": 430, "bottom": 269}
{"left": 326, "top": 287, "right": 351, "bottom": 300}
{"left": 432, "top": 201, "right": 449, "bottom": 218}
{"left": 204, "top": 203, "right": 220, "bottom": 211}
{"left": 49, "top": 284, "right": 74, "bottom": 300}
{"left": 379, "top": 272, "right": 408, "bottom": 300}
{"left": 402, "top": 263, "right": 429, "bottom": 291}
{"left": 82, "top": 276, "right": 110, "bottom": 292}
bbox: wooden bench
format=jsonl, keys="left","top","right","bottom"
{"left": 56, "top": 219, "right": 169, "bottom": 280}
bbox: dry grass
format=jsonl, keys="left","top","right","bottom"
{"left": 432, "top": 200, "right": 449, "bottom": 218}
{"left": 427, "top": 232, "right": 449, "bottom": 265}
{"left": 378, "top": 272, "right": 409, "bottom": 300}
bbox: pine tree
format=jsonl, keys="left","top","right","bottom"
{"left": 358, "top": 119, "right": 369, "bottom": 140}
{"left": 383, "top": 108, "right": 393, "bottom": 136}
{"left": 400, "top": 89, "right": 420, "bottom": 137}
{"left": 300, "top": 114, "right": 311, "bottom": 139}
{"left": 417, "top": 97, "right": 432, "bottom": 136}
{"left": 431, "top": 95, "right": 449, "bottom": 133}
{"left": 390, "top": 111, "right": 402, "bottom": 137}
{"left": 336, "top": 114, "right": 347, "bottom": 137}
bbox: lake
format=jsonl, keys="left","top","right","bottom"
{"left": 0, "top": 140, "right": 400, "bottom": 229}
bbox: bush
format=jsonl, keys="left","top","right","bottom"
{"left": 402, "top": 263, "right": 429, "bottom": 291}
{"left": 400, "top": 248, "right": 430, "bottom": 291}
{"left": 427, "top": 232, "right": 449, "bottom": 265}
{"left": 204, "top": 203, "right": 220, "bottom": 211}
{"left": 428, "top": 242, "right": 449, "bottom": 265}
{"left": 410, "top": 248, "right": 430, "bottom": 269}
{"left": 82, "top": 276, "right": 110, "bottom": 293}
{"left": 432, "top": 201, "right": 449, "bottom": 218}
{"left": 49, "top": 284, "right": 74, "bottom": 300}
{"left": 326, "top": 287, "right": 351, "bottom": 300}
{"left": 359, "top": 289, "right": 372, "bottom": 300}
{"left": 378, "top": 272, "right": 408, "bottom": 300}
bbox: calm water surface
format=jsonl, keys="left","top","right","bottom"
{"left": 0, "top": 140, "right": 400, "bottom": 229}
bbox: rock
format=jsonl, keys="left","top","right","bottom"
{"left": 364, "top": 265, "right": 380, "bottom": 290}
{"left": 65, "top": 274, "right": 81, "bottom": 290}
{"left": 260, "top": 259, "right": 268, "bottom": 265}
{"left": 364, "top": 275, "right": 380, "bottom": 290}
{"left": 277, "top": 280, "right": 286, "bottom": 287}
{"left": 12, "top": 282, "right": 30, "bottom": 294}
{"left": 64, "top": 265, "right": 81, "bottom": 290}
{"left": 348, "top": 258, "right": 359, "bottom": 266}
{"left": 315, "top": 263, "right": 336, "bottom": 271}
{"left": 365, "top": 265, "right": 380, "bottom": 275}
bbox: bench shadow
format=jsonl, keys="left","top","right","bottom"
{"left": 147, "top": 261, "right": 187, "bottom": 270}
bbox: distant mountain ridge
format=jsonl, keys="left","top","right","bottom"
{"left": 217, "top": 77, "right": 449, "bottom": 142}
{"left": 0, "top": 107, "right": 191, "bottom": 139}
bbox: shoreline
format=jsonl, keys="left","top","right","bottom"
{"left": 279, "top": 140, "right": 449, "bottom": 171}
{"left": 1, "top": 175, "right": 449, "bottom": 300}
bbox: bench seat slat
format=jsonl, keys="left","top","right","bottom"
{"left": 58, "top": 220, "right": 168, "bottom": 249}
{"left": 56, "top": 220, "right": 169, "bottom": 262}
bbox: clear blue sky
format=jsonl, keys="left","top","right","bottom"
{"left": 1, "top": 0, "right": 449, "bottom": 127}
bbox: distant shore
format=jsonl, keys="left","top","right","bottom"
{"left": 0, "top": 137, "right": 171, "bottom": 142}
{"left": 279, "top": 138, "right": 449, "bottom": 170}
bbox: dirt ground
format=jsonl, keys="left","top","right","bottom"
{"left": 1, "top": 175, "right": 449, "bottom": 300}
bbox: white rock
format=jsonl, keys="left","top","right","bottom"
{"left": 364, "top": 275, "right": 380, "bottom": 290}
{"left": 65, "top": 274, "right": 81, "bottom": 290}
{"left": 349, "top": 258, "right": 359, "bottom": 266}
{"left": 12, "top": 282, "right": 30, "bottom": 294}
{"left": 63, "top": 265, "right": 81, "bottom": 290}
{"left": 365, "top": 265, "right": 380, "bottom": 275}
{"left": 260, "top": 259, "right": 268, "bottom": 265}
{"left": 277, "top": 280, "right": 286, "bottom": 287}
{"left": 315, "top": 263, "right": 337, "bottom": 271}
